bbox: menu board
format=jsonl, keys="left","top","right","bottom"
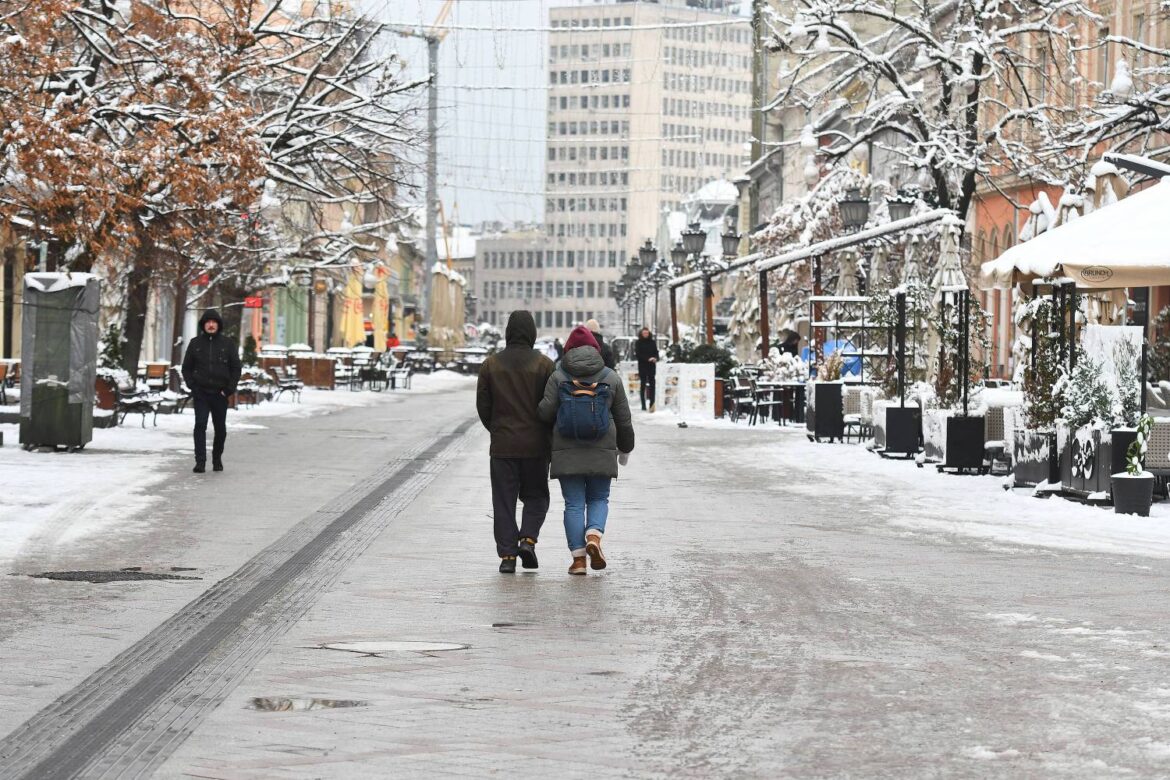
{"left": 656, "top": 362, "right": 715, "bottom": 421}
{"left": 617, "top": 360, "right": 641, "bottom": 399}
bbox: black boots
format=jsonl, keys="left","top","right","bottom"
{"left": 517, "top": 538, "right": 538, "bottom": 569}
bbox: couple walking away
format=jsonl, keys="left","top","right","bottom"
{"left": 477, "top": 311, "right": 635, "bottom": 575}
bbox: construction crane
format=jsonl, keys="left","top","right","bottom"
{"left": 388, "top": 0, "right": 454, "bottom": 324}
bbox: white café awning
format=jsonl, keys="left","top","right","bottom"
{"left": 980, "top": 179, "right": 1170, "bottom": 290}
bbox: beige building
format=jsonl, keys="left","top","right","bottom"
{"left": 477, "top": 229, "right": 610, "bottom": 336}
{"left": 542, "top": 0, "right": 752, "bottom": 335}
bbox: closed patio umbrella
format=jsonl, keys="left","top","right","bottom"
{"left": 340, "top": 268, "right": 365, "bottom": 347}
{"left": 373, "top": 265, "right": 390, "bottom": 349}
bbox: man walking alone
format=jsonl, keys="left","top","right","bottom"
{"left": 476, "top": 311, "right": 556, "bottom": 573}
{"left": 181, "top": 309, "right": 241, "bottom": 474}
{"left": 635, "top": 327, "right": 659, "bottom": 411}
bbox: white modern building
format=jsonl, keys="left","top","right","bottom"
{"left": 473, "top": 0, "right": 752, "bottom": 339}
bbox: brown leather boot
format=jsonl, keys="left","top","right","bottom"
{"left": 585, "top": 532, "right": 606, "bottom": 570}
{"left": 568, "top": 556, "right": 587, "bottom": 575}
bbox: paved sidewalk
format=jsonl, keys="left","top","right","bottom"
{"left": 6, "top": 388, "right": 1170, "bottom": 778}
{"left": 156, "top": 407, "right": 1170, "bottom": 779}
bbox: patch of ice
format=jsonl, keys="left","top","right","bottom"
{"left": 1019, "top": 650, "right": 1068, "bottom": 662}
{"left": 961, "top": 745, "right": 1020, "bottom": 760}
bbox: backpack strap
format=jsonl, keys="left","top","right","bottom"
{"left": 569, "top": 380, "right": 599, "bottom": 397}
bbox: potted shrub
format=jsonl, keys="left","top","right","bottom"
{"left": 1058, "top": 351, "right": 1115, "bottom": 496}
{"left": 1013, "top": 297, "right": 1063, "bottom": 488}
{"left": 1113, "top": 414, "right": 1155, "bottom": 516}
{"left": 870, "top": 283, "right": 932, "bottom": 457}
{"left": 810, "top": 351, "right": 845, "bottom": 442}
{"left": 1109, "top": 338, "right": 1143, "bottom": 481}
{"left": 95, "top": 325, "right": 126, "bottom": 411}
{"left": 925, "top": 288, "right": 990, "bottom": 473}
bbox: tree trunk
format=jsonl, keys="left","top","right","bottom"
{"left": 121, "top": 260, "right": 151, "bottom": 376}
{"left": 217, "top": 281, "right": 246, "bottom": 348}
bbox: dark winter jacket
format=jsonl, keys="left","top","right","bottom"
{"left": 539, "top": 345, "right": 634, "bottom": 479}
{"left": 477, "top": 311, "right": 556, "bottom": 459}
{"left": 181, "top": 309, "right": 241, "bottom": 394}
{"left": 590, "top": 330, "right": 617, "bottom": 370}
{"left": 635, "top": 334, "right": 660, "bottom": 374}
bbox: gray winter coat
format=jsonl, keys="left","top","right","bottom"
{"left": 539, "top": 346, "right": 635, "bottom": 479}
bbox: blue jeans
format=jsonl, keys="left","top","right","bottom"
{"left": 559, "top": 476, "right": 611, "bottom": 555}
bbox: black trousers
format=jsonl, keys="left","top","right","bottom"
{"left": 193, "top": 389, "right": 228, "bottom": 464}
{"left": 489, "top": 457, "right": 550, "bottom": 558}
{"left": 639, "top": 364, "right": 657, "bottom": 409}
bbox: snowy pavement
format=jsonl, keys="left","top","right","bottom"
{"left": 0, "top": 370, "right": 474, "bottom": 567}
{"left": 4, "top": 386, "right": 1170, "bottom": 777}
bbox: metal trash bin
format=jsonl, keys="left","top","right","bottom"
{"left": 19, "top": 273, "right": 100, "bottom": 450}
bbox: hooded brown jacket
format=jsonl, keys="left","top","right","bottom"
{"left": 476, "top": 311, "right": 555, "bottom": 458}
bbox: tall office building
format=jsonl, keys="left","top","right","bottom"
{"left": 477, "top": 0, "right": 752, "bottom": 337}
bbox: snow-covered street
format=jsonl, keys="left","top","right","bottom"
{"left": 4, "top": 384, "right": 1170, "bottom": 778}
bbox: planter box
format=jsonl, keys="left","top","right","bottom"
{"left": 922, "top": 410, "right": 949, "bottom": 463}
{"left": 95, "top": 376, "right": 117, "bottom": 411}
{"left": 1059, "top": 424, "right": 1113, "bottom": 496}
{"left": 1113, "top": 472, "right": 1155, "bottom": 516}
{"left": 884, "top": 405, "right": 921, "bottom": 457}
{"left": 1111, "top": 428, "right": 1139, "bottom": 479}
{"left": 944, "top": 415, "right": 986, "bottom": 472}
{"left": 1013, "top": 430, "right": 1054, "bottom": 488}
{"left": 812, "top": 382, "right": 844, "bottom": 442}
{"left": 294, "top": 356, "right": 336, "bottom": 389}
{"left": 923, "top": 410, "right": 985, "bottom": 472}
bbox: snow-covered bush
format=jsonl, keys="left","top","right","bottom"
{"left": 762, "top": 350, "right": 807, "bottom": 383}
{"left": 1127, "top": 415, "right": 1153, "bottom": 476}
{"left": 1113, "top": 340, "right": 1141, "bottom": 428}
{"left": 1020, "top": 297, "right": 1064, "bottom": 430}
{"left": 1059, "top": 351, "right": 1113, "bottom": 430}
{"left": 1149, "top": 305, "right": 1170, "bottom": 383}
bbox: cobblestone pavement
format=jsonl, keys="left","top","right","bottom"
{"left": 5, "top": 385, "right": 1170, "bottom": 778}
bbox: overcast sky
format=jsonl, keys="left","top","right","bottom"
{"left": 368, "top": 0, "right": 557, "bottom": 228}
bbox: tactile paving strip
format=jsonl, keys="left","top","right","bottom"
{"left": 0, "top": 417, "right": 476, "bottom": 780}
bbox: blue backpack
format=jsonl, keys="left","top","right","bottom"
{"left": 556, "top": 379, "right": 611, "bottom": 441}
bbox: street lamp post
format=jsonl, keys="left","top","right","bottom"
{"left": 681, "top": 222, "right": 711, "bottom": 343}
{"left": 639, "top": 240, "right": 657, "bottom": 333}
{"left": 813, "top": 188, "right": 871, "bottom": 367}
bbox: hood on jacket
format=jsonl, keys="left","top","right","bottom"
{"left": 198, "top": 308, "right": 224, "bottom": 334}
{"left": 564, "top": 325, "right": 599, "bottom": 353}
{"left": 563, "top": 344, "right": 605, "bottom": 377}
{"left": 505, "top": 310, "right": 537, "bottom": 348}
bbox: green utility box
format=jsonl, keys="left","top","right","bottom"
{"left": 18, "top": 273, "right": 100, "bottom": 450}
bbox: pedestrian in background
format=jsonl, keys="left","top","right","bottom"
{"left": 584, "top": 317, "right": 617, "bottom": 370}
{"left": 476, "top": 310, "right": 556, "bottom": 574}
{"left": 634, "top": 326, "right": 659, "bottom": 412}
{"left": 539, "top": 325, "right": 634, "bottom": 575}
{"left": 553, "top": 337, "right": 564, "bottom": 361}
{"left": 181, "top": 309, "right": 241, "bottom": 474}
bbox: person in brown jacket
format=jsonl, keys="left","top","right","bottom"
{"left": 476, "top": 310, "right": 556, "bottom": 573}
